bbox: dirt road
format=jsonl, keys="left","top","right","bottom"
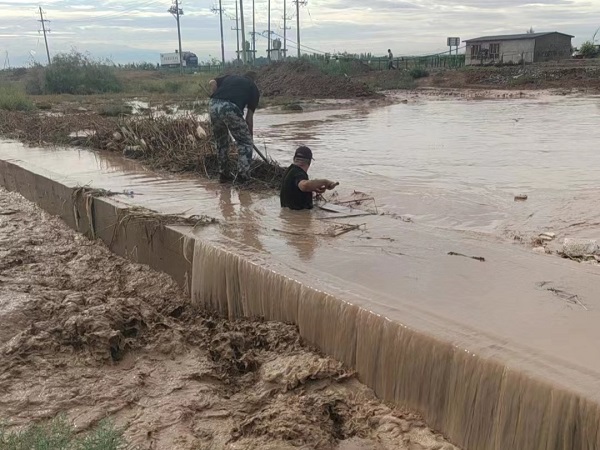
{"left": 0, "top": 187, "right": 458, "bottom": 450}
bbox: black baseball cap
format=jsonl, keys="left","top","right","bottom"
{"left": 294, "top": 146, "right": 314, "bottom": 160}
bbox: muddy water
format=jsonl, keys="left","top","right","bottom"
{"left": 259, "top": 95, "right": 600, "bottom": 243}
{"left": 2, "top": 93, "right": 600, "bottom": 449}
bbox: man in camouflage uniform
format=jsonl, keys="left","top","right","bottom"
{"left": 208, "top": 71, "right": 260, "bottom": 183}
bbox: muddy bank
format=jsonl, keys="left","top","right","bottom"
{"left": 0, "top": 111, "right": 285, "bottom": 189}
{"left": 416, "top": 61, "right": 600, "bottom": 92}
{"left": 0, "top": 187, "right": 458, "bottom": 450}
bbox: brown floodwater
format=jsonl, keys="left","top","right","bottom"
{"left": 2, "top": 93, "right": 600, "bottom": 449}
{"left": 259, "top": 94, "right": 600, "bottom": 244}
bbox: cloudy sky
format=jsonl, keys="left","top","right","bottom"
{"left": 0, "top": 0, "right": 598, "bottom": 67}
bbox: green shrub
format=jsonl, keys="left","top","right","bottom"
{"left": 0, "top": 84, "right": 35, "bottom": 111}
{"left": 26, "top": 51, "right": 123, "bottom": 95}
{"left": 24, "top": 65, "right": 46, "bottom": 95}
{"left": 408, "top": 67, "right": 429, "bottom": 79}
{"left": 0, "top": 416, "right": 127, "bottom": 450}
{"left": 164, "top": 80, "right": 183, "bottom": 93}
{"left": 579, "top": 41, "right": 598, "bottom": 58}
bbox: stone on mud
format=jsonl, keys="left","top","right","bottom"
{"left": 562, "top": 238, "right": 599, "bottom": 258}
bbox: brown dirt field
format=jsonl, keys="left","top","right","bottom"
{"left": 418, "top": 61, "right": 600, "bottom": 92}
{"left": 0, "top": 187, "right": 459, "bottom": 450}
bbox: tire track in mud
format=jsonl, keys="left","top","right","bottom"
{"left": 0, "top": 187, "right": 459, "bottom": 450}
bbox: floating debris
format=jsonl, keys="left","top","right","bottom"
{"left": 447, "top": 251, "right": 486, "bottom": 262}
{"left": 539, "top": 232, "right": 556, "bottom": 242}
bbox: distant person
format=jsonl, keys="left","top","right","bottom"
{"left": 387, "top": 49, "right": 396, "bottom": 70}
{"left": 280, "top": 146, "right": 338, "bottom": 210}
{"left": 208, "top": 71, "right": 260, "bottom": 183}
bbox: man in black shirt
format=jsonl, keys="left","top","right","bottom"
{"left": 280, "top": 146, "right": 338, "bottom": 210}
{"left": 208, "top": 71, "right": 260, "bottom": 182}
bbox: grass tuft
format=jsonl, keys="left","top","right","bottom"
{"left": 0, "top": 84, "right": 35, "bottom": 111}
{"left": 0, "top": 416, "right": 128, "bottom": 450}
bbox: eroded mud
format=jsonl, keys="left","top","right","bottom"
{"left": 0, "top": 187, "right": 458, "bottom": 450}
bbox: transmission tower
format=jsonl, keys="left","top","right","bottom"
{"left": 210, "top": 2, "right": 226, "bottom": 67}
{"left": 293, "top": 0, "right": 307, "bottom": 58}
{"left": 168, "top": 0, "right": 184, "bottom": 74}
{"left": 3, "top": 51, "right": 10, "bottom": 70}
{"left": 38, "top": 6, "right": 51, "bottom": 65}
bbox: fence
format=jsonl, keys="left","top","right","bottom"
{"left": 147, "top": 53, "right": 466, "bottom": 75}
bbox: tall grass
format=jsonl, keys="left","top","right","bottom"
{"left": 0, "top": 416, "right": 128, "bottom": 450}
{"left": 26, "top": 51, "right": 122, "bottom": 95}
{"left": 0, "top": 84, "right": 35, "bottom": 111}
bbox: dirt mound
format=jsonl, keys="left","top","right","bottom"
{"left": 0, "top": 188, "right": 459, "bottom": 450}
{"left": 257, "top": 60, "right": 377, "bottom": 99}
{"left": 462, "top": 64, "right": 600, "bottom": 90}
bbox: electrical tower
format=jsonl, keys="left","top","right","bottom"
{"left": 293, "top": 0, "right": 307, "bottom": 58}
{"left": 168, "top": 0, "right": 184, "bottom": 74}
{"left": 3, "top": 51, "right": 10, "bottom": 70}
{"left": 210, "top": 2, "right": 226, "bottom": 67}
{"left": 38, "top": 6, "right": 51, "bottom": 66}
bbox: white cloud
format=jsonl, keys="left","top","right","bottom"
{"left": 0, "top": 0, "right": 597, "bottom": 67}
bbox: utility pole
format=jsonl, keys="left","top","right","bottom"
{"left": 239, "top": 0, "right": 246, "bottom": 63}
{"left": 293, "top": 0, "right": 306, "bottom": 58}
{"left": 168, "top": 0, "right": 184, "bottom": 74}
{"left": 233, "top": 0, "right": 240, "bottom": 61}
{"left": 38, "top": 6, "right": 51, "bottom": 66}
{"left": 252, "top": 0, "right": 256, "bottom": 64}
{"left": 282, "top": 0, "right": 291, "bottom": 59}
{"left": 210, "top": 2, "right": 226, "bottom": 67}
{"left": 219, "top": 0, "right": 225, "bottom": 66}
{"left": 267, "top": 0, "right": 271, "bottom": 61}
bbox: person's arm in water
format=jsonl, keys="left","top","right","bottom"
{"left": 246, "top": 83, "right": 260, "bottom": 136}
{"left": 298, "top": 179, "right": 338, "bottom": 193}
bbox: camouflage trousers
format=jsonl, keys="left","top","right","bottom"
{"left": 209, "top": 99, "right": 254, "bottom": 176}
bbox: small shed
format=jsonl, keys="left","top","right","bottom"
{"left": 464, "top": 32, "right": 573, "bottom": 65}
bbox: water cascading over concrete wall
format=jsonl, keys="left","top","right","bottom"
{"left": 191, "top": 239, "right": 600, "bottom": 450}
{"left": 2, "top": 156, "right": 599, "bottom": 450}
